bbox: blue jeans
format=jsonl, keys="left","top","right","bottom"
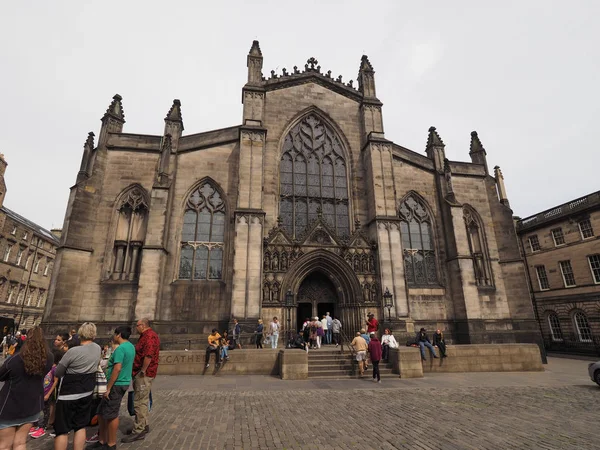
{"left": 419, "top": 341, "right": 437, "bottom": 360}
{"left": 221, "top": 346, "right": 229, "bottom": 359}
{"left": 271, "top": 333, "right": 279, "bottom": 349}
{"left": 326, "top": 329, "right": 332, "bottom": 344}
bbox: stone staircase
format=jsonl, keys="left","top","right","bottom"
{"left": 307, "top": 347, "right": 396, "bottom": 379}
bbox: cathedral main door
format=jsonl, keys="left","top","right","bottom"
{"left": 296, "top": 272, "right": 337, "bottom": 329}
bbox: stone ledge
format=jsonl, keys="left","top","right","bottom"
{"left": 157, "top": 349, "right": 280, "bottom": 376}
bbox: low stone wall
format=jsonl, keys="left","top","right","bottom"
{"left": 421, "top": 344, "right": 544, "bottom": 373}
{"left": 389, "top": 347, "right": 424, "bottom": 378}
{"left": 389, "top": 343, "right": 543, "bottom": 378}
{"left": 279, "top": 349, "right": 308, "bottom": 380}
{"left": 157, "top": 349, "right": 280, "bottom": 376}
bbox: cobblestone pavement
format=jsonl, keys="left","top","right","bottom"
{"left": 24, "top": 357, "right": 600, "bottom": 450}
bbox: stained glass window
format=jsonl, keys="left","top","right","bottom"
{"left": 399, "top": 195, "right": 438, "bottom": 286}
{"left": 279, "top": 114, "right": 350, "bottom": 238}
{"left": 179, "top": 182, "right": 225, "bottom": 280}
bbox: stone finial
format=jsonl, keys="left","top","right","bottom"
{"left": 494, "top": 165, "right": 510, "bottom": 207}
{"left": 306, "top": 57, "right": 319, "bottom": 71}
{"left": 426, "top": 126, "right": 445, "bottom": 149}
{"left": 247, "top": 40, "right": 264, "bottom": 84}
{"left": 103, "top": 94, "right": 125, "bottom": 122}
{"left": 469, "top": 131, "right": 486, "bottom": 155}
{"left": 78, "top": 131, "right": 95, "bottom": 179}
{"left": 469, "top": 130, "right": 488, "bottom": 173}
{"left": 358, "top": 55, "right": 376, "bottom": 97}
{"left": 359, "top": 55, "right": 374, "bottom": 72}
{"left": 85, "top": 131, "right": 95, "bottom": 150}
{"left": 248, "top": 40, "right": 262, "bottom": 57}
{"left": 165, "top": 99, "right": 183, "bottom": 122}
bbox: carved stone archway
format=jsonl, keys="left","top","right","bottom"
{"left": 281, "top": 249, "right": 365, "bottom": 334}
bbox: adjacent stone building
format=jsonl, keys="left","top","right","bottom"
{"left": 516, "top": 191, "right": 600, "bottom": 355}
{"left": 0, "top": 154, "right": 60, "bottom": 332}
{"left": 44, "top": 41, "right": 540, "bottom": 347}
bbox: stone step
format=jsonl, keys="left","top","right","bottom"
{"left": 308, "top": 370, "right": 397, "bottom": 379}
{"left": 308, "top": 366, "right": 394, "bottom": 375}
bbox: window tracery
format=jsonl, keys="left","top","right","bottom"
{"left": 109, "top": 187, "right": 148, "bottom": 281}
{"left": 399, "top": 195, "right": 438, "bottom": 286}
{"left": 179, "top": 182, "right": 225, "bottom": 280}
{"left": 463, "top": 206, "right": 494, "bottom": 287}
{"left": 279, "top": 114, "right": 350, "bottom": 238}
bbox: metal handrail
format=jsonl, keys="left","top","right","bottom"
{"left": 338, "top": 328, "right": 357, "bottom": 357}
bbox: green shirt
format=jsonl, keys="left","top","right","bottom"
{"left": 106, "top": 341, "right": 135, "bottom": 386}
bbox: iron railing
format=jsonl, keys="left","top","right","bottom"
{"left": 543, "top": 334, "right": 600, "bottom": 356}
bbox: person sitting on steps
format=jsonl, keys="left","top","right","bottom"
{"left": 205, "top": 329, "right": 221, "bottom": 368}
{"left": 416, "top": 328, "right": 438, "bottom": 361}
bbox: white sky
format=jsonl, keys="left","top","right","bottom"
{"left": 1, "top": 1, "right": 599, "bottom": 230}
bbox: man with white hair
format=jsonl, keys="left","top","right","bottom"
{"left": 53, "top": 322, "right": 101, "bottom": 450}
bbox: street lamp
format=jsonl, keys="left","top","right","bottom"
{"left": 383, "top": 287, "right": 393, "bottom": 322}
{"left": 285, "top": 290, "right": 294, "bottom": 348}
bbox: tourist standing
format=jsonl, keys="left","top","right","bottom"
{"left": 331, "top": 316, "right": 342, "bottom": 347}
{"left": 121, "top": 318, "right": 160, "bottom": 443}
{"left": 315, "top": 317, "right": 324, "bottom": 349}
{"left": 320, "top": 316, "right": 328, "bottom": 345}
{"left": 0, "top": 326, "right": 53, "bottom": 449}
{"left": 381, "top": 328, "right": 399, "bottom": 362}
{"left": 366, "top": 313, "right": 379, "bottom": 335}
{"left": 232, "top": 319, "right": 242, "bottom": 349}
{"left": 53, "top": 322, "right": 102, "bottom": 450}
{"left": 54, "top": 333, "right": 70, "bottom": 353}
{"left": 326, "top": 312, "right": 333, "bottom": 345}
{"left": 68, "top": 328, "right": 80, "bottom": 347}
{"left": 368, "top": 332, "right": 382, "bottom": 383}
{"left": 350, "top": 332, "right": 368, "bottom": 377}
{"left": 269, "top": 317, "right": 280, "bottom": 349}
{"left": 255, "top": 319, "right": 264, "bottom": 349}
{"left": 94, "top": 326, "right": 135, "bottom": 450}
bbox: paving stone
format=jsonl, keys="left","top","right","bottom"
{"left": 22, "top": 357, "right": 600, "bottom": 450}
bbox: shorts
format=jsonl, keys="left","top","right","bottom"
{"left": 54, "top": 394, "right": 93, "bottom": 436}
{"left": 356, "top": 351, "right": 367, "bottom": 361}
{"left": 97, "top": 385, "right": 128, "bottom": 420}
{"left": 0, "top": 412, "right": 41, "bottom": 430}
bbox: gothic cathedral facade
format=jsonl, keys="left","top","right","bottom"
{"left": 44, "top": 42, "right": 540, "bottom": 345}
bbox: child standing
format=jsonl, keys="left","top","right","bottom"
{"left": 29, "top": 349, "right": 63, "bottom": 439}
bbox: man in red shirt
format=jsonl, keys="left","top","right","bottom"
{"left": 366, "top": 313, "right": 379, "bottom": 334}
{"left": 122, "top": 318, "right": 160, "bottom": 443}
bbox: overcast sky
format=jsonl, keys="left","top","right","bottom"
{"left": 1, "top": 1, "right": 599, "bottom": 230}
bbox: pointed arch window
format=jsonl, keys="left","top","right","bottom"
{"left": 179, "top": 182, "right": 225, "bottom": 280}
{"left": 109, "top": 187, "right": 149, "bottom": 281}
{"left": 463, "top": 206, "right": 494, "bottom": 287}
{"left": 279, "top": 114, "right": 350, "bottom": 238}
{"left": 399, "top": 195, "right": 438, "bottom": 286}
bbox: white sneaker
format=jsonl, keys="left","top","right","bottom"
{"left": 205, "top": 364, "right": 210, "bottom": 368}
{"left": 378, "top": 380, "right": 381, "bottom": 383}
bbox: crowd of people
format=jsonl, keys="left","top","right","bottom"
{"left": 0, "top": 318, "right": 160, "bottom": 450}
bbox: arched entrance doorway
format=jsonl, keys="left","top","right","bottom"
{"left": 296, "top": 272, "right": 338, "bottom": 330}
{"left": 282, "top": 249, "right": 365, "bottom": 336}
